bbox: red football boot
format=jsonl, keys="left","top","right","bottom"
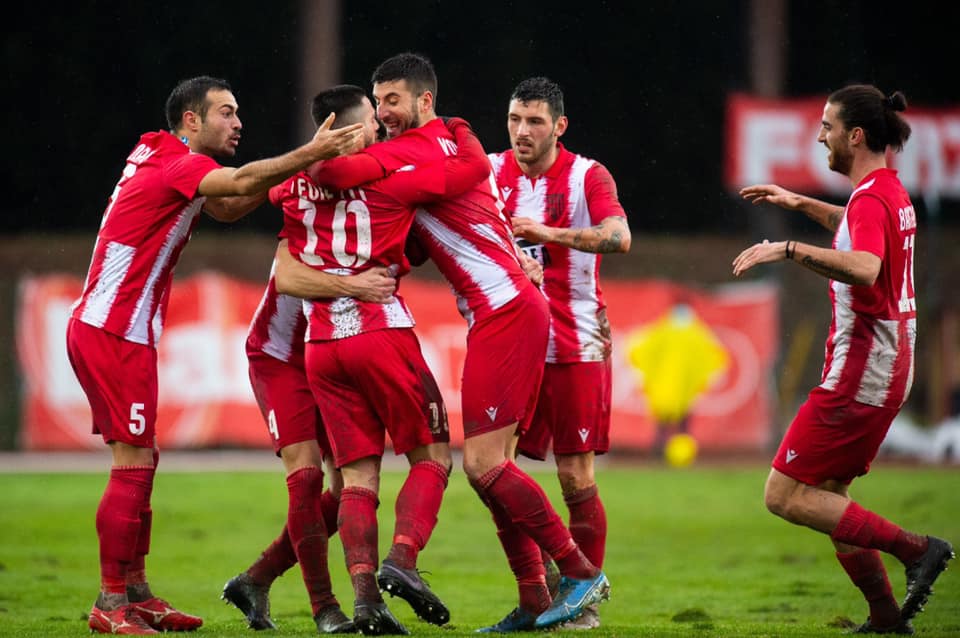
{"left": 131, "top": 597, "right": 203, "bottom": 631}
{"left": 88, "top": 604, "right": 158, "bottom": 635}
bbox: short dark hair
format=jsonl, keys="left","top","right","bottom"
{"left": 828, "top": 84, "right": 911, "bottom": 153}
{"left": 371, "top": 52, "right": 438, "bottom": 99}
{"left": 165, "top": 76, "right": 232, "bottom": 131}
{"left": 511, "top": 77, "right": 565, "bottom": 121}
{"left": 311, "top": 84, "right": 368, "bottom": 127}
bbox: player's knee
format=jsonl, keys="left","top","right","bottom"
{"left": 764, "top": 483, "right": 791, "bottom": 519}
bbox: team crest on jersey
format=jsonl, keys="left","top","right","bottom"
{"left": 545, "top": 193, "right": 566, "bottom": 222}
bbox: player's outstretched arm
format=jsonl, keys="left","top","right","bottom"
{"left": 512, "top": 214, "right": 631, "bottom": 254}
{"left": 732, "top": 238, "right": 880, "bottom": 285}
{"left": 441, "top": 117, "right": 489, "bottom": 195}
{"left": 274, "top": 240, "right": 397, "bottom": 303}
{"left": 198, "top": 114, "right": 364, "bottom": 197}
{"left": 203, "top": 192, "right": 268, "bottom": 222}
{"left": 740, "top": 183, "right": 845, "bottom": 232}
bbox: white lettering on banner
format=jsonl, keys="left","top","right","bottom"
{"left": 727, "top": 95, "right": 960, "bottom": 198}
{"left": 741, "top": 114, "right": 805, "bottom": 182}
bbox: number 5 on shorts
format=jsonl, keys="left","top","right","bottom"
{"left": 129, "top": 402, "right": 146, "bottom": 435}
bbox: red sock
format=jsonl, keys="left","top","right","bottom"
{"left": 831, "top": 502, "right": 928, "bottom": 564}
{"left": 320, "top": 489, "right": 340, "bottom": 537}
{"left": 478, "top": 461, "right": 597, "bottom": 580}
{"left": 127, "top": 466, "right": 156, "bottom": 585}
{"left": 247, "top": 527, "right": 297, "bottom": 585}
{"left": 339, "top": 486, "right": 381, "bottom": 603}
{"left": 565, "top": 485, "right": 606, "bottom": 570}
{"left": 470, "top": 477, "right": 548, "bottom": 614}
{"left": 387, "top": 460, "right": 448, "bottom": 569}
{"left": 287, "top": 467, "right": 335, "bottom": 615}
{"left": 837, "top": 549, "right": 900, "bottom": 629}
{"left": 97, "top": 466, "right": 153, "bottom": 594}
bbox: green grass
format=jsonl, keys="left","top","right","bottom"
{"left": 1, "top": 463, "right": 958, "bottom": 637}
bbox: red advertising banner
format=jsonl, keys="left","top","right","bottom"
{"left": 725, "top": 93, "right": 960, "bottom": 199}
{"left": 17, "top": 274, "right": 778, "bottom": 452}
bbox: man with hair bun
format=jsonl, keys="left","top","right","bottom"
{"left": 734, "top": 84, "right": 954, "bottom": 634}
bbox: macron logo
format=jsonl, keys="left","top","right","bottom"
{"left": 501, "top": 186, "right": 513, "bottom": 201}
{"left": 785, "top": 449, "right": 798, "bottom": 464}
{"left": 485, "top": 406, "right": 498, "bottom": 422}
{"left": 578, "top": 428, "right": 590, "bottom": 443}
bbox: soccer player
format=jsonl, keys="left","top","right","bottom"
{"left": 222, "top": 251, "right": 397, "bottom": 634}
{"left": 66, "top": 75, "right": 362, "bottom": 635}
{"left": 322, "top": 53, "right": 611, "bottom": 631}
{"left": 734, "top": 84, "right": 954, "bottom": 634}
{"left": 272, "top": 84, "right": 492, "bottom": 635}
{"left": 488, "top": 76, "right": 632, "bottom": 630}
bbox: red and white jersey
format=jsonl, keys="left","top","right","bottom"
{"left": 71, "top": 131, "right": 220, "bottom": 346}
{"left": 489, "top": 145, "right": 626, "bottom": 363}
{"left": 364, "top": 118, "right": 531, "bottom": 327}
{"left": 270, "top": 159, "right": 449, "bottom": 341}
{"left": 245, "top": 264, "right": 307, "bottom": 368}
{"left": 820, "top": 168, "right": 917, "bottom": 408}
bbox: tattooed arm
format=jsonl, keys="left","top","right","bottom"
{"left": 511, "top": 215, "right": 631, "bottom": 254}
{"left": 732, "top": 239, "right": 880, "bottom": 286}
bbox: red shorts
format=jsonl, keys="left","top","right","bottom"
{"left": 247, "top": 351, "right": 331, "bottom": 457}
{"left": 518, "top": 360, "right": 612, "bottom": 460}
{"left": 772, "top": 387, "right": 899, "bottom": 486}
{"left": 66, "top": 318, "right": 157, "bottom": 448}
{"left": 461, "top": 285, "right": 549, "bottom": 438}
{"left": 305, "top": 328, "right": 448, "bottom": 468}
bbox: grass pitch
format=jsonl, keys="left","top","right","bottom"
{"left": 1, "top": 461, "right": 958, "bottom": 637}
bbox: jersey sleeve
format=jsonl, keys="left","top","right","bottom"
{"left": 380, "top": 121, "right": 488, "bottom": 206}
{"left": 307, "top": 153, "right": 388, "bottom": 191}
{"left": 165, "top": 153, "right": 221, "bottom": 199}
{"left": 846, "top": 194, "right": 887, "bottom": 259}
{"left": 363, "top": 133, "right": 437, "bottom": 171}
{"left": 380, "top": 163, "right": 447, "bottom": 205}
{"left": 442, "top": 118, "right": 489, "bottom": 196}
{"left": 584, "top": 163, "right": 627, "bottom": 225}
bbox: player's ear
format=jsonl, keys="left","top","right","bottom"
{"left": 419, "top": 90, "right": 434, "bottom": 114}
{"left": 554, "top": 115, "right": 569, "bottom": 138}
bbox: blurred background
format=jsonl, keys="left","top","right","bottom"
{"left": 2, "top": 0, "right": 958, "bottom": 460}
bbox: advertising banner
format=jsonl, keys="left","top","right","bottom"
{"left": 17, "top": 274, "right": 778, "bottom": 452}
{"left": 725, "top": 93, "right": 960, "bottom": 199}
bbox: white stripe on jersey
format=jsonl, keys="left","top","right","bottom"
{"left": 415, "top": 209, "right": 520, "bottom": 314}
{"left": 262, "top": 292, "right": 303, "bottom": 362}
{"left": 79, "top": 241, "right": 135, "bottom": 327}
{"left": 821, "top": 281, "right": 854, "bottom": 392}
{"left": 330, "top": 297, "right": 364, "bottom": 339}
{"left": 562, "top": 156, "right": 602, "bottom": 362}
{"left": 125, "top": 200, "right": 204, "bottom": 344}
{"left": 383, "top": 298, "right": 415, "bottom": 328}
{"left": 854, "top": 317, "right": 900, "bottom": 405}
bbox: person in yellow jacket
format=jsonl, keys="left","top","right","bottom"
{"left": 625, "top": 303, "right": 729, "bottom": 457}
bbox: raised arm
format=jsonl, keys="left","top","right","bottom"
{"left": 440, "top": 117, "right": 490, "bottom": 195}
{"left": 197, "top": 114, "right": 364, "bottom": 197}
{"left": 203, "top": 192, "right": 268, "bottom": 222}
{"left": 740, "top": 183, "right": 845, "bottom": 232}
{"left": 732, "top": 239, "right": 881, "bottom": 286}
{"left": 274, "top": 240, "right": 397, "bottom": 303}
